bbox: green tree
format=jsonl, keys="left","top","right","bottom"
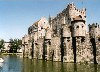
{"left": 9, "top": 39, "right": 22, "bottom": 53}
{"left": 0, "top": 39, "right": 5, "bottom": 50}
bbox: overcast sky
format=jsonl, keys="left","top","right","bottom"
{"left": 0, "top": 0, "right": 100, "bottom": 41}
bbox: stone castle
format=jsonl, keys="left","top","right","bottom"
{"left": 22, "top": 3, "right": 100, "bottom": 63}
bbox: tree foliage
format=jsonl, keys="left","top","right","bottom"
{"left": 0, "top": 39, "right": 4, "bottom": 50}
{"left": 9, "top": 39, "right": 22, "bottom": 53}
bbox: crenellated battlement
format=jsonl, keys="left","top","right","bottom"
{"left": 89, "top": 23, "right": 100, "bottom": 38}
{"left": 67, "top": 3, "right": 86, "bottom": 22}
{"left": 22, "top": 3, "right": 100, "bottom": 63}
{"left": 67, "top": 3, "right": 86, "bottom": 15}
{"left": 88, "top": 23, "right": 99, "bottom": 28}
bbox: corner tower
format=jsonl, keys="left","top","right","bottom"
{"left": 89, "top": 23, "right": 100, "bottom": 64}
{"left": 67, "top": 3, "right": 91, "bottom": 63}
{"left": 67, "top": 3, "right": 86, "bottom": 37}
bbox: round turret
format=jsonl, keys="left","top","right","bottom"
{"left": 71, "top": 16, "right": 86, "bottom": 37}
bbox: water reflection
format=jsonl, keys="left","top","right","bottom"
{"left": 23, "top": 59, "right": 100, "bottom": 72}
{"left": 94, "top": 64, "right": 97, "bottom": 72}
{"left": 0, "top": 55, "right": 100, "bottom": 72}
{"left": 22, "top": 59, "right": 100, "bottom": 72}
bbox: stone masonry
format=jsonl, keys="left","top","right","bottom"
{"left": 22, "top": 3, "right": 100, "bottom": 63}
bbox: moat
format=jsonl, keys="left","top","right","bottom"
{"left": 0, "top": 55, "right": 99, "bottom": 72}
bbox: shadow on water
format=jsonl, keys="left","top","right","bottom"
{"left": 0, "top": 55, "right": 100, "bottom": 72}
{"left": 94, "top": 64, "right": 97, "bottom": 72}
{"left": 74, "top": 64, "right": 77, "bottom": 72}
{"left": 22, "top": 59, "right": 100, "bottom": 72}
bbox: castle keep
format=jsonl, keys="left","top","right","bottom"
{"left": 22, "top": 3, "right": 100, "bottom": 63}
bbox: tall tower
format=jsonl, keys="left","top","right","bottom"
{"left": 44, "top": 27, "right": 52, "bottom": 60}
{"left": 67, "top": 3, "right": 92, "bottom": 63}
{"left": 89, "top": 23, "right": 100, "bottom": 64}
{"left": 62, "top": 24, "right": 74, "bottom": 62}
{"left": 67, "top": 3, "right": 86, "bottom": 37}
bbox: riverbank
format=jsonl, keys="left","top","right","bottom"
{"left": 0, "top": 53, "right": 23, "bottom": 55}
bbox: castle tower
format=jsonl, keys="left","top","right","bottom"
{"left": 44, "top": 27, "right": 52, "bottom": 60}
{"left": 67, "top": 3, "right": 92, "bottom": 63}
{"left": 71, "top": 16, "right": 87, "bottom": 63}
{"left": 71, "top": 17, "right": 86, "bottom": 37}
{"left": 67, "top": 3, "right": 86, "bottom": 37}
{"left": 67, "top": 3, "right": 86, "bottom": 23}
{"left": 62, "top": 24, "right": 74, "bottom": 62}
{"left": 28, "top": 34, "right": 32, "bottom": 59}
{"left": 27, "top": 17, "right": 50, "bottom": 60}
{"left": 89, "top": 23, "right": 100, "bottom": 64}
{"left": 22, "top": 35, "right": 30, "bottom": 58}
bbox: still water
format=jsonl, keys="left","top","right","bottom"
{"left": 0, "top": 55, "right": 100, "bottom": 72}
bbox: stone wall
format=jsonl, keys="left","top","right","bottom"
{"left": 51, "top": 36, "right": 61, "bottom": 61}
{"left": 76, "top": 37, "right": 93, "bottom": 63}
{"left": 22, "top": 3, "right": 100, "bottom": 64}
{"left": 63, "top": 37, "right": 74, "bottom": 62}
{"left": 96, "top": 38, "right": 100, "bottom": 63}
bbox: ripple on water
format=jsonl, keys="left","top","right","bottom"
{"left": 0, "top": 55, "right": 100, "bottom": 72}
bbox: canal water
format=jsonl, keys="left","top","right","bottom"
{"left": 0, "top": 55, "right": 100, "bottom": 72}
